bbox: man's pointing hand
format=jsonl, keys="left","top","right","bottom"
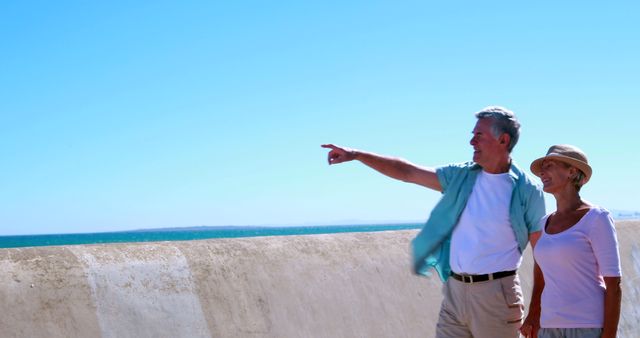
{"left": 321, "top": 144, "right": 357, "bottom": 165}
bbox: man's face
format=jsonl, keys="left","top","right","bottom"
{"left": 469, "top": 118, "right": 505, "bottom": 166}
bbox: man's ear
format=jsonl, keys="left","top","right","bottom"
{"left": 499, "top": 133, "right": 511, "bottom": 147}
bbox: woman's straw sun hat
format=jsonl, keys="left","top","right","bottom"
{"left": 530, "top": 144, "right": 592, "bottom": 184}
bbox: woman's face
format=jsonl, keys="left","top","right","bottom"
{"left": 539, "top": 159, "right": 575, "bottom": 193}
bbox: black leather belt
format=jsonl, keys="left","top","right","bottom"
{"left": 450, "top": 270, "right": 516, "bottom": 284}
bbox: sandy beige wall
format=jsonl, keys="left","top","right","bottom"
{"left": 1, "top": 221, "right": 638, "bottom": 338}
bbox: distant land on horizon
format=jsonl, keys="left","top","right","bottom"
{"left": 611, "top": 210, "right": 640, "bottom": 220}
{"left": 131, "top": 211, "right": 640, "bottom": 233}
{"left": 3, "top": 212, "right": 637, "bottom": 237}
{"left": 130, "top": 221, "right": 424, "bottom": 233}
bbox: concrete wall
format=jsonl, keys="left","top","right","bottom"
{"left": 1, "top": 221, "right": 638, "bottom": 338}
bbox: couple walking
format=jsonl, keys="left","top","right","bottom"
{"left": 323, "top": 106, "right": 621, "bottom": 338}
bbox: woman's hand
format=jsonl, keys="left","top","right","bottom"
{"left": 520, "top": 312, "right": 540, "bottom": 338}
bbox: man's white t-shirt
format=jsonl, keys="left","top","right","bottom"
{"left": 449, "top": 170, "right": 521, "bottom": 274}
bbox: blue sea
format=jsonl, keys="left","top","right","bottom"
{"left": 0, "top": 223, "right": 423, "bottom": 249}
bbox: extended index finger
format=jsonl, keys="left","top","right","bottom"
{"left": 321, "top": 144, "right": 336, "bottom": 150}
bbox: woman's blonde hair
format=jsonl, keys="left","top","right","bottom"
{"left": 559, "top": 161, "right": 586, "bottom": 192}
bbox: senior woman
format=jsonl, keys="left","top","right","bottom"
{"left": 520, "top": 145, "right": 622, "bottom": 338}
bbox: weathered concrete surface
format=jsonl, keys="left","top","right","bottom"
{"left": 614, "top": 221, "right": 640, "bottom": 336}
{"left": 0, "top": 221, "right": 638, "bottom": 338}
{"left": 0, "top": 246, "right": 101, "bottom": 337}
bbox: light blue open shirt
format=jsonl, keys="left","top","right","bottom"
{"left": 411, "top": 161, "right": 546, "bottom": 282}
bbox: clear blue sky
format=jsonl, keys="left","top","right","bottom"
{"left": 1, "top": 1, "right": 639, "bottom": 235}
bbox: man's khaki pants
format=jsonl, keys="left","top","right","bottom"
{"left": 436, "top": 274, "right": 524, "bottom": 338}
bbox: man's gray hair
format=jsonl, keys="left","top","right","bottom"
{"left": 475, "top": 106, "right": 521, "bottom": 152}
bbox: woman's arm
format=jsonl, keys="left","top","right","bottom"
{"left": 601, "top": 276, "right": 622, "bottom": 338}
{"left": 588, "top": 213, "right": 622, "bottom": 338}
{"left": 521, "top": 231, "right": 544, "bottom": 338}
{"left": 521, "top": 261, "right": 544, "bottom": 338}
